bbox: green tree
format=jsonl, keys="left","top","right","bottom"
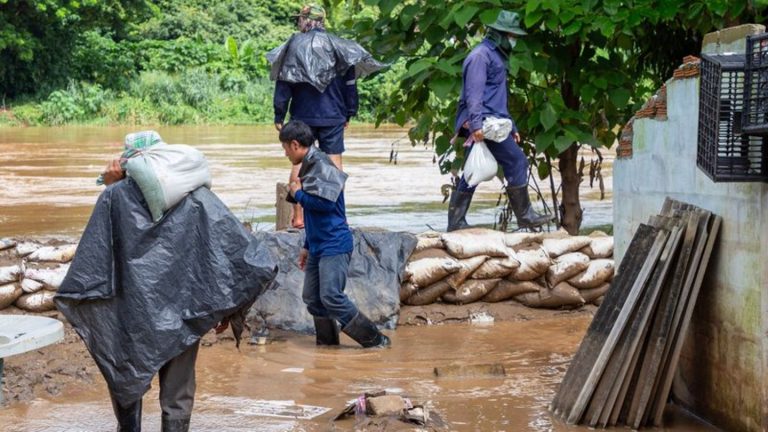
{"left": 0, "top": 0, "right": 152, "bottom": 97}
{"left": 350, "top": 0, "right": 764, "bottom": 233}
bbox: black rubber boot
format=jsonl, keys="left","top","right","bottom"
{"left": 161, "top": 416, "right": 190, "bottom": 432}
{"left": 313, "top": 316, "right": 340, "bottom": 345}
{"left": 447, "top": 189, "right": 474, "bottom": 232}
{"left": 112, "top": 398, "right": 142, "bottom": 432}
{"left": 342, "top": 312, "right": 391, "bottom": 348}
{"left": 506, "top": 185, "right": 554, "bottom": 228}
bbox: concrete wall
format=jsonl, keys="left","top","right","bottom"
{"left": 613, "top": 25, "right": 768, "bottom": 432}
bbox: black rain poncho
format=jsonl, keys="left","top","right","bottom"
{"left": 55, "top": 178, "right": 277, "bottom": 407}
{"left": 267, "top": 31, "right": 387, "bottom": 92}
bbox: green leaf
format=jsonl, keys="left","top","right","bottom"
{"left": 479, "top": 9, "right": 500, "bottom": 25}
{"left": 537, "top": 161, "right": 551, "bottom": 179}
{"left": 400, "top": 5, "right": 419, "bottom": 27}
{"left": 524, "top": 9, "right": 543, "bottom": 28}
{"left": 435, "top": 134, "right": 451, "bottom": 154}
{"left": 405, "top": 58, "right": 434, "bottom": 78}
{"left": 225, "top": 36, "right": 238, "bottom": 63}
{"left": 609, "top": 88, "right": 631, "bottom": 109}
{"left": 525, "top": 0, "right": 542, "bottom": 16}
{"left": 540, "top": 103, "right": 558, "bottom": 130}
{"left": 380, "top": 0, "right": 399, "bottom": 15}
{"left": 562, "top": 21, "right": 581, "bottom": 36}
{"left": 580, "top": 84, "right": 597, "bottom": 102}
{"left": 430, "top": 77, "right": 455, "bottom": 99}
{"left": 535, "top": 130, "right": 556, "bottom": 152}
{"left": 555, "top": 135, "right": 573, "bottom": 153}
{"left": 592, "top": 77, "right": 608, "bottom": 90}
{"left": 454, "top": 4, "right": 481, "bottom": 28}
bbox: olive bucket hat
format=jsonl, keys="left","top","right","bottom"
{"left": 488, "top": 10, "right": 527, "bottom": 36}
{"left": 294, "top": 3, "right": 326, "bottom": 20}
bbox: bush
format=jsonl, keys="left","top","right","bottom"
{"left": 8, "top": 104, "right": 43, "bottom": 126}
{"left": 40, "top": 82, "right": 108, "bottom": 125}
{"left": 132, "top": 71, "right": 181, "bottom": 105}
{"left": 178, "top": 68, "right": 219, "bottom": 109}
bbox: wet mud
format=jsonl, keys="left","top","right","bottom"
{"left": 1, "top": 305, "right": 715, "bottom": 431}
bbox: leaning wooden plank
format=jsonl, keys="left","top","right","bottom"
{"left": 625, "top": 211, "right": 701, "bottom": 428}
{"left": 645, "top": 209, "right": 711, "bottom": 425}
{"left": 550, "top": 224, "right": 663, "bottom": 418}
{"left": 565, "top": 229, "right": 670, "bottom": 425}
{"left": 651, "top": 214, "right": 721, "bottom": 427}
{"left": 584, "top": 221, "right": 683, "bottom": 427}
{"left": 606, "top": 327, "right": 648, "bottom": 427}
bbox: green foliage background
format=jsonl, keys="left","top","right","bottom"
{"left": 0, "top": 0, "right": 400, "bottom": 126}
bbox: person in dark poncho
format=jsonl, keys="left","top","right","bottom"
{"left": 279, "top": 120, "right": 390, "bottom": 348}
{"left": 55, "top": 151, "right": 277, "bottom": 432}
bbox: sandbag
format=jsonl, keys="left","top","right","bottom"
{"left": 28, "top": 245, "right": 77, "bottom": 263}
{"left": 441, "top": 229, "right": 511, "bottom": 259}
{"left": 504, "top": 232, "right": 544, "bottom": 249}
{"left": 21, "top": 278, "right": 45, "bottom": 293}
{"left": 15, "top": 242, "right": 41, "bottom": 257}
{"left": 414, "top": 232, "right": 444, "bottom": 252}
{"left": 404, "top": 257, "right": 461, "bottom": 287}
{"left": 404, "top": 280, "right": 452, "bottom": 306}
{"left": 594, "top": 296, "right": 605, "bottom": 306}
{"left": 580, "top": 237, "right": 614, "bottom": 259}
{"left": 408, "top": 247, "right": 453, "bottom": 262}
{"left": 0, "top": 239, "right": 16, "bottom": 251}
{"left": 16, "top": 290, "right": 56, "bottom": 312}
{"left": 482, "top": 280, "right": 542, "bottom": 303}
{"left": 0, "top": 283, "right": 22, "bottom": 309}
{"left": 0, "top": 265, "right": 22, "bottom": 284}
{"left": 509, "top": 248, "right": 551, "bottom": 281}
{"left": 542, "top": 236, "right": 592, "bottom": 258}
{"left": 126, "top": 144, "right": 212, "bottom": 222}
{"left": 514, "top": 282, "right": 585, "bottom": 309}
{"left": 471, "top": 257, "right": 520, "bottom": 279}
{"left": 447, "top": 256, "right": 488, "bottom": 289}
{"left": 580, "top": 282, "right": 611, "bottom": 304}
{"left": 24, "top": 264, "right": 70, "bottom": 291}
{"left": 400, "top": 281, "right": 418, "bottom": 303}
{"left": 451, "top": 279, "right": 501, "bottom": 304}
{"left": 568, "top": 259, "right": 615, "bottom": 289}
{"left": 547, "top": 252, "right": 590, "bottom": 286}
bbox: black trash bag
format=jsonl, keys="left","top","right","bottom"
{"left": 249, "top": 229, "right": 416, "bottom": 334}
{"left": 267, "top": 31, "right": 388, "bottom": 92}
{"left": 54, "top": 178, "right": 278, "bottom": 407}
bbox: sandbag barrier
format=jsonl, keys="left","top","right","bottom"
{"left": 401, "top": 228, "right": 614, "bottom": 309}
{"left": 0, "top": 239, "right": 76, "bottom": 313}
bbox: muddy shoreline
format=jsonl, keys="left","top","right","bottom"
{"left": 2, "top": 303, "right": 595, "bottom": 406}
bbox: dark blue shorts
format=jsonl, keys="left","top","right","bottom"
{"left": 310, "top": 124, "right": 345, "bottom": 155}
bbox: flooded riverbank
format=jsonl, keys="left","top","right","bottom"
{"left": 0, "top": 308, "right": 715, "bottom": 432}
{"left": 0, "top": 125, "right": 613, "bottom": 237}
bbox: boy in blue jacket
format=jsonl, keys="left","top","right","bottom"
{"left": 280, "top": 120, "right": 390, "bottom": 348}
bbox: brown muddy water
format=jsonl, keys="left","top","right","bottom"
{"left": 0, "top": 317, "right": 716, "bottom": 432}
{"left": 0, "top": 125, "right": 613, "bottom": 238}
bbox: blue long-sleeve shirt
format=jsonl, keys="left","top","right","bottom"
{"left": 273, "top": 32, "right": 359, "bottom": 127}
{"left": 295, "top": 189, "right": 353, "bottom": 257}
{"left": 454, "top": 39, "right": 517, "bottom": 135}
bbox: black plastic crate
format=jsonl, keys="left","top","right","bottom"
{"left": 743, "top": 33, "right": 768, "bottom": 135}
{"left": 697, "top": 53, "right": 768, "bottom": 182}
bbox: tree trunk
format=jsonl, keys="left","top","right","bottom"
{"left": 558, "top": 144, "right": 582, "bottom": 235}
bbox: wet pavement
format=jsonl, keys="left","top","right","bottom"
{"left": 0, "top": 125, "right": 613, "bottom": 237}
{"left": 0, "top": 318, "right": 716, "bottom": 431}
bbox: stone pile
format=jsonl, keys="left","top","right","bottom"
{"left": 0, "top": 239, "right": 76, "bottom": 312}
{"left": 400, "top": 228, "right": 614, "bottom": 309}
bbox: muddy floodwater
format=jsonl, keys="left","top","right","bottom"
{"left": 0, "top": 125, "right": 612, "bottom": 237}
{"left": 0, "top": 317, "right": 715, "bottom": 432}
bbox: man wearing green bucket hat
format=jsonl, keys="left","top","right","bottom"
{"left": 448, "top": 10, "right": 553, "bottom": 232}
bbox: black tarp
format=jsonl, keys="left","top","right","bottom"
{"left": 55, "top": 178, "right": 277, "bottom": 407}
{"left": 267, "top": 31, "right": 387, "bottom": 92}
{"left": 248, "top": 229, "right": 417, "bottom": 334}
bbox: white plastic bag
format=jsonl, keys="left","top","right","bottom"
{"left": 463, "top": 140, "right": 498, "bottom": 187}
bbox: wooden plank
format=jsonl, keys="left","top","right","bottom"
{"left": 565, "top": 229, "right": 670, "bottom": 424}
{"left": 550, "top": 224, "right": 663, "bottom": 418}
{"left": 651, "top": 214, "right": 721, "bottom": 427}
{"left": 625, "top": 211, "right": 701, "bottom": 428}
{"left": 275, "top": 182, "right": 292, "bottom": 231}
{"left": 584, "top": 219, "right": 683, "bottom": 427}
{"left": 606, "top": 328, "right": 647, "bottom": 427}
{"left": 645, "top": 209, "right": 711, "bottom": 425}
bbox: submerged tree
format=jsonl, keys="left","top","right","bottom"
{"left": 349, "top": 0, "right": 762, "bottom": 233}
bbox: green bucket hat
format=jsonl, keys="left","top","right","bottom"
{"left": 487, "top": 10, "right": 527, "bottom": 36}
{"left": 294, "top": 3, "right": 326, "bottom": 20}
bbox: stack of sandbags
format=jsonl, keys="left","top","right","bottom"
{"left": 0, "top": 239, "right": 76, "bottom": 313}
{"left": 400, "top": 229, "right": 615, "bottom": 309}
